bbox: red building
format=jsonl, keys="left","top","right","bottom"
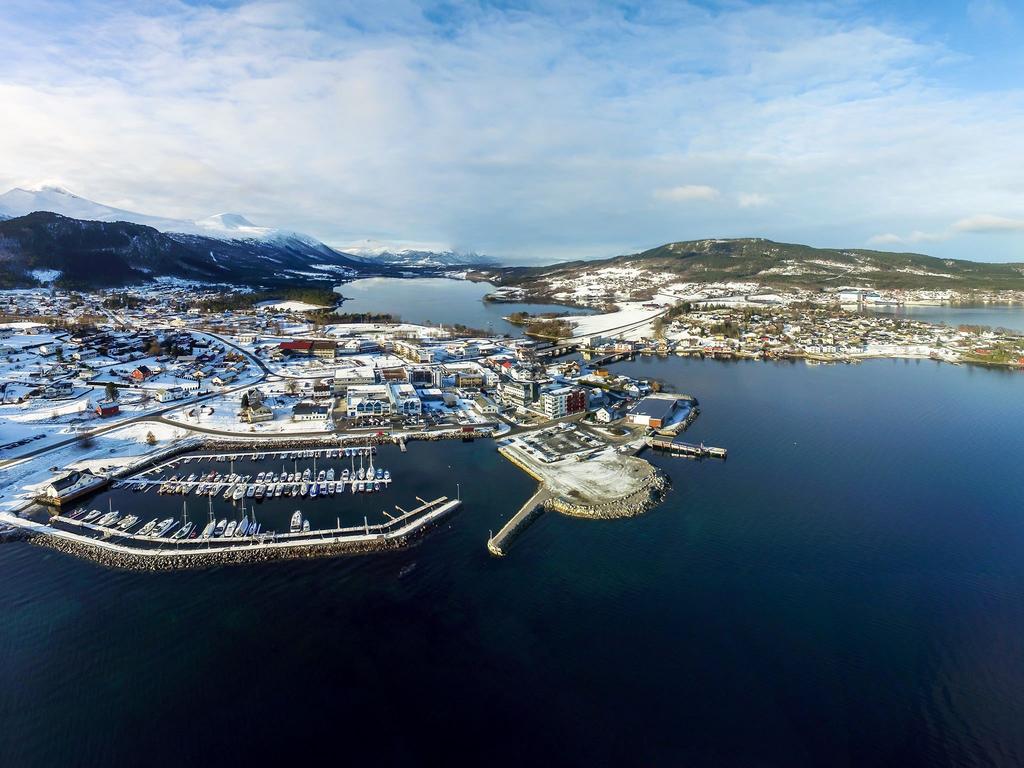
{"left": 95, "top": 400, "right": 119, "bottom": 417}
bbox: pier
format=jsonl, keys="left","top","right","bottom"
{"left": 487, "top": 487, "right": 551, "bottom": 556}
{"left": 23, "top": 496, "right": 461, "bottom": 570}
{"left": 647, "top": 436, "right": 727, "bottom": 459}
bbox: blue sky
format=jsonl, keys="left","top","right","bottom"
{"left": 1, "top": 0, "right": 1022, "bottom": 263}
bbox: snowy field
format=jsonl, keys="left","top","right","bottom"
{"left": 0, "top": 421, "right": 193, "bottom": 513}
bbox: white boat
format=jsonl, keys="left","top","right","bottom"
{"left": 309, "top": 483, "right": 319, "bottom": 498}
{"left": 302, "top": 468, "right": 311, "bottom": 482}
{"left": 151, "top": 518, "right": 175, "bottom": 537}
{"left": 83, "top": 509, "right": 102, "bottom": 522}
{"left": 118, "top": 515, "right": 139, "bottom": 531}
{"left": 224, "top": 520, "right": 237, "bottom": 537}
{"left": 214, "top": 518, "right": 227, "bottom": 536}
{"left": 383, "top": 470, "right": 390, "bottom": 481}
{"left": 233, "top": 486, "right": 245, "bottom": 501}
{"left": 342, "top": 469, "right": 350, "bottom": 482}
{"left": 236, "top": 516, "right": 249, "bottom": 537}
{"left": 300, "top": 483, "right": 309, "bottom": 497}
{"left": 374, "top": 481, "right": 381, "bottom": 491}
{"left": 290, "top": 511, "right": 302, "bottom": 533}
{"left": 200, "top": 520, "right": 216, "bottom": 539}
{"left": 172, "top": 522, "right": 194, "bottom": 540}
{"left": 274, "top": 483, "right": 283, "bottom": 498}
{"left": 138, "top": 518, "right": 158, "bottom": 535}
{"left": 326, "top": 468, "right": 335, "bottom": 481}
{"left": 302, "top": 520, "right": 310, "bottom": 533}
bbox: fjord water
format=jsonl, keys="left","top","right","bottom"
{"left": 863, "top": 303, "right": 1024, "bottom": 333}
{"left": 335, "top": 276, "right": 592, "bottom": 333}
{"left": 3, "top": 357, "right": 1024, "bottom": 766}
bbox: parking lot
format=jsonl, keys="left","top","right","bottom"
{"left": 515, "top": 423, "right": 604, "bottom": 463}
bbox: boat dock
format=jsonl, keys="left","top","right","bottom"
{"left": 647, "top": 436, "right": 728, "bottom": 459}
{"left": 487, "top": 487, "right": 551, "bottom": 556}
{"left": 29, "top": 496, "right": 461, "bottom": 570}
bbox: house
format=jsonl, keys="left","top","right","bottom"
{"left": 43, "top": 380, "right": 74, "bottom": 399}
{"left": 155, "top": 386, "right": 187, "bottom": 403}
{"left": 472, "top": 394, "right": 499, "bottom": 415}
{"left": 37, "top": 469, "right": 108, "bottom": 507}
{"left": 95, "top": 400, "right": 120, "bottom": 417}
{"left": 292, "top": 402, "right": 331, "bottom": 421}
{"left": 131, "top": 365, "right": 154, "bottom": 381}
{"left": 594, "top": 407, "right": 615, "bottom": 423}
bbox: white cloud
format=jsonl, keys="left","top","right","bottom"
{"left": 654, "top": 185, "right": 721, "bottom": 203}
{"left": 952, "top": 214, "right": 1024, "bottom": 233}
{"left": 0, "top": 1, "right": 1022, "bottom": 262}
{"left": 738, "top": 193, "right": 770, "bottom": 208}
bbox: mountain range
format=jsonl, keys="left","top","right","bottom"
{"left": 0, "top": 186, "right": 491, "bottom": 288}
{"left": 481, "top": 238, "right": 1024, "bottom": 297}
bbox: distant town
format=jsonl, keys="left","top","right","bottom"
{"left": 0, "top": 275, "right": 1020, "bottom": 566}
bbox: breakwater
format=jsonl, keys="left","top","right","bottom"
{"left": 12, "top": 497, "right": 460, "bottom": 571}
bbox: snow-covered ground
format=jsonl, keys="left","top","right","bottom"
{"left": 0, "top": 421, "right": 192, "bottom": 513}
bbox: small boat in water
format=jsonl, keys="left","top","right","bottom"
{"left": 151, "top": 518, "right": 176, "bottom": 537}
{"left": 309, "top": 482, "right": 319, "bottom": 498}
{"left": 201, "top": 520, "right": 216, "bottom": 539}
{"left": 224, "top": 520, "right": 237, "bottom": 537}
{"left": 83, "top": 509, "right": 102, "bottom": 522}
{"left": 302, "top": 520, "right": 310, "bottom": 533}
{"left": 171, "top": 522, "right": 194, "bottom": 540}
{"left": 236, "top": 516, "right": 249, "bottom": 537}
{"left": 214, "top": 518, "right": 227, "bottom": 536}
{"left": 138, "top": 519, "right": 158, "bottom": 536}
{"left": 326, "top": 468, "right": 335, "bottom": 482}
{"left": 290, "top": 511, "right": 302, "bottom": 533}
{"left": 374, "top": 481, "right": 381, "bottom": 491}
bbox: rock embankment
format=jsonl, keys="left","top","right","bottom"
{"left": 547, "top": 470, "right": 670, "bottom": 519}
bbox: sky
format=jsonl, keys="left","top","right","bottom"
{"left": 1, "top": 0, "right": 1023, "bottom": 264}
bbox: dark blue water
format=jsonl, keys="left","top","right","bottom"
{"left": 863, "top": 303, "right": 1024, "bottom": 333}
{"left": 334, "top": 277, "right": 592, "bottom": 334}
{"left": 3, "top": 358, "right": 1024, "bottom": 766}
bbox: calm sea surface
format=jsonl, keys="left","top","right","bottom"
{"left": 334, "top": 277, "right": 592, "bottom": 334}
{"left": 863, "top": 303, "right": 1024, "bottom": 333}
{"left": 3, "top": 361, "right": 1024, "bottom": 764}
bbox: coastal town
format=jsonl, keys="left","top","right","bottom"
{"left": 0, "top": 276, "right": 1020, "bottom": 567}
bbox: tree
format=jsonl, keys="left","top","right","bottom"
{"left": 145, "top": 431, "right": 157, "bottom": 446}
{"left": 76, "top": 432, "right": 96, "bottom": 449}
{"left": 104, "top": 382, "right": 119, "bottom": 401}
{"left": 285, "top": 380, "right": 299, "bottom": 395}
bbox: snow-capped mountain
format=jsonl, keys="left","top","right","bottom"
{"left": 0, "top": 185, "right": 490, "bottom": 287}
{"left": 0, "top": 185, "right": 294, "bottom": 240}
{"left": 337, "top": 238, "right": 497, "bottom": 268}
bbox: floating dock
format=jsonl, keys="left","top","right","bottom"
{"left": 647, "top": 436, "right": 727, "bottom": 459}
